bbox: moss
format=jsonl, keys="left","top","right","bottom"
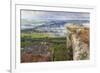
{"left": 79, "top": 52, "right": 88, "bottom": 60}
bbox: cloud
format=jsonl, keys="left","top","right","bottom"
{"left": 21, "top": 10, "right": 90, "bottom": 21}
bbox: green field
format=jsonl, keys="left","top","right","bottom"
{"left": 21, "top": 32, "right": 73, "bottom": 61}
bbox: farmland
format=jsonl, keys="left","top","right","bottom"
{"left": 21, "top": 32, "right": 73, "bottom": 62}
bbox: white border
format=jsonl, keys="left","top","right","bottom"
{"left": 11, "top": 4, "right": 96, "bottom": 73}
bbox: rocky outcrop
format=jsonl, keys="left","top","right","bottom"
{"left": 66, "top": 24, "right": 89, "bottom": 60}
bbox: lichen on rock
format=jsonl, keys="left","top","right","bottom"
{"left": 66, "top": 24, "right": 89, "bottom": 60}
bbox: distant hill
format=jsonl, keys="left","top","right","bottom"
{"left": 21, "top": 20, "right": 89, "bottom": 37}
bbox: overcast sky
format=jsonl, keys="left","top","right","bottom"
{"left": 21, "top": 10, "right": 90, "bottom": 21}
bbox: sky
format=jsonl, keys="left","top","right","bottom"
{"left": 21, "top": 10, "right": 90, "bottom": 21}
{"left": 21, "top": 10, "right": 90, "bottom": 34}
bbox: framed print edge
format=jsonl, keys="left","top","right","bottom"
{"left": 11, "top": 1, "right": 96, "bottom": 73}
